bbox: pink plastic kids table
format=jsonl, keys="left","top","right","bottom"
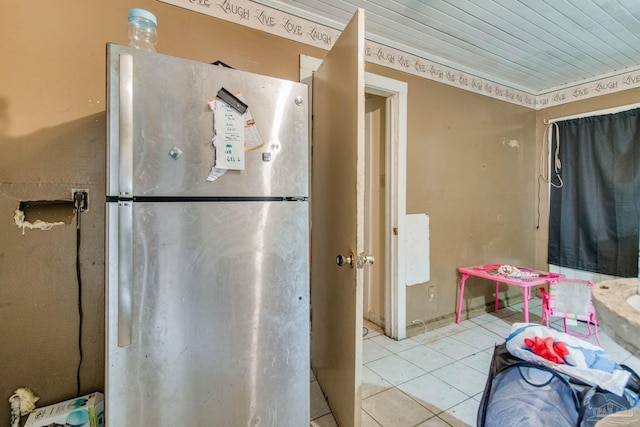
{"left": 456, "top": 264, "right": 563, "bottom": 323}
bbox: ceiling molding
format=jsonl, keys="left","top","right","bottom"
{"left": 158, "top": 0, "right": 640, "bottom": 109}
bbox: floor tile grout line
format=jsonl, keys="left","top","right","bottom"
{"left": 365, "top": 327, "right": 496, "bottom": 383}
{"left": 388, "top": 382, "right": 470, "bottom": 419}
{"left": 366, "top": 347, "right": 451, "bottom": 380}
{"left": 363, "top": 361, "right": 480, "bottom": 408}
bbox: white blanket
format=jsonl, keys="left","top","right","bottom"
{"left": 505, "top": 323, "right": 631, "bottom": 396}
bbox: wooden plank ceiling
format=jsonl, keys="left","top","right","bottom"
{"left": 252, "top": 0, "right": 640, "bottom": 95}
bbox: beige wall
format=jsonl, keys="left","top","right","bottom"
{"left": 3, "top": 1, "right": 637, "bottom": 422}
{"left": 374, "top": 63, "right": 539, "bottom": 326}
{"left": 0, "top": 1, "right": 326, "bottom": 421}
{"left": 362, "top": 62, "right": 539, "bottom": 328}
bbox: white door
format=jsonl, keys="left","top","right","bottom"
{"left": 310, "top": 9, "right": 366, "bottom": 427}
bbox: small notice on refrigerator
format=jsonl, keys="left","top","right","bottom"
{"left": 207, "top": 93, "right": 265, "bottom": 181}
{"left": 212, "top": 98, "right": 245, "bottom": 170}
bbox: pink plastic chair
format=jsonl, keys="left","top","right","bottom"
{"left": 540, "top": 278, "right": 602, "bottom": 347}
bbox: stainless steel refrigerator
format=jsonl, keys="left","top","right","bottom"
{"left": 106, "top": 44, "right": 309, "bottom": 426}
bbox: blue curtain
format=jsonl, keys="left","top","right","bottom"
{"left": 548, "top": 108, "right": 640, "bottom": 277}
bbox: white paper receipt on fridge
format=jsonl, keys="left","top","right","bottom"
{"left": 207, "top": 93, "right": 266, "bottom": 181}
{"left": 210, "top": 95, "right": 245, "bottom": 171}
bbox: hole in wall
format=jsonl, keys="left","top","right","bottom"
{"left": 14, "top": 200, "right": 75, "bottom": 234}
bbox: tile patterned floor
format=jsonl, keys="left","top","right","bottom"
{"left": 310, "top": 298, "right": 640, "bottom": 426}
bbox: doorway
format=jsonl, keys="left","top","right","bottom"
{"left": 300, "top": 55, "right": 408, "bottom": 340}
{"left": 362, "top": 72, "right": 408, "bottom": 340}
{"left": 364, "top": 94, "right": 386, "bottom": 329}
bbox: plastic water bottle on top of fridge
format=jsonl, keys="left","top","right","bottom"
{"left": 127, "top": 8, "right": 157, "bottom": 52}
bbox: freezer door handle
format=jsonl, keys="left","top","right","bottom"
{"left": 119, "top": 54, "right": 134, "bottom": 197}
{"left": 118, "top": 201, "right": 133, "bottom": 347}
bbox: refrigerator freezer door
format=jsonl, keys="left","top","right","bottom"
{"left": 107, "top": 44, "right": 309, "bottom": 198}
{"left": 106, "top": 201, "right": 309, "bottom": 425}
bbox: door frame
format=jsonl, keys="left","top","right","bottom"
{"left": 300, "top": 55, "right": 408, "bottom": 340}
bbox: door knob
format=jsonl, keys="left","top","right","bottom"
{"left": 336, "top": 253, "right": 354, "bottom": 267}
{"left": 356, "top": 253, "right": 375, "bottom": 269}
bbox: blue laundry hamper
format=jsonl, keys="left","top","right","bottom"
{"left": 477, "top": 344, "right": 640, "bottom": 427}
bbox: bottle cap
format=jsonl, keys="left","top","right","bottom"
{"left": 128, "top": 8, "right": 157, "bottom": 26}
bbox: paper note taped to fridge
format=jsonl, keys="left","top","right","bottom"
{"left": 207, "top": 93, "right": 265, "bottom": 178}
{"left": 212, "top": 97, "right": 245, "bottom": 170}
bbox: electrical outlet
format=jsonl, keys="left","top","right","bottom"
{"left": 428, "top": 286, "right": 435, "bottom": 301}
{"left": 72, "top": 189, "right": 89, "bottom": 212}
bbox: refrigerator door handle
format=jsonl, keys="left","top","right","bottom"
{"left": 119, "top": 53, "right": 134, "bottom": 197}
{"left": 118, "top": 201, "right": 133, "bottom": 347}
